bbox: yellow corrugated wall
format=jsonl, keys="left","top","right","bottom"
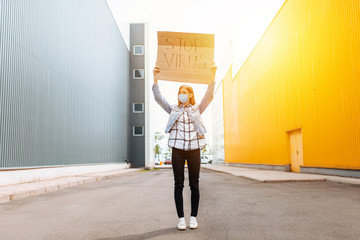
{"left": 223, "top": 0, "right": 360, "bottom": 169}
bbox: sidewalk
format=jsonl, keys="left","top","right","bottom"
{"left": 0, "top": 168, "right": 141, "bottom": 204}
{"left": 202, "top": 164, "right": 360, "bottom": 185}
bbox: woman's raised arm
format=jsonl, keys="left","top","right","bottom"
{"left": 199, "top": 63, "right": 217, "bottom": 114}
{"left": 152, "top": 66, "right": 172, "bottom": 114}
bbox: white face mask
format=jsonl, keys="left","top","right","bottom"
{"left": 178, "top": 94, "right": 189, "bottom": 104}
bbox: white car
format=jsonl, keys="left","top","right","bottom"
{"left": 200, "top": 155, "right": 212, "bottom": 164}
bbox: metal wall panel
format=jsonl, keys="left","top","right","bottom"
{"left": 0, "top": 0, "right": 130, "bottom": 168}
{"left": 223, "top": 0, "right": 360, "bottom": 170}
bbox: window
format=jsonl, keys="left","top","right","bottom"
{"left": 133, "top": 103, "right": 144, "bottom": 113}
{"left": 133, "top": 126, "right": 144, "bottom": 136}
{"left": 133, "top": 45, "right": 144, "bottom": 55}
{"left": 133, "top": 69, "right": 144, "bottom": 79}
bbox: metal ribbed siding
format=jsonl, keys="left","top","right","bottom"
{"left": 0, "top": 0, "right": 130, "bottom": 169}
{"left": 223, "top": 0, "right": 360, "bottom": 169}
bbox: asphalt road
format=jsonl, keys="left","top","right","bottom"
{"left": 1, "top": 168, "right": 360, "bottom": 240}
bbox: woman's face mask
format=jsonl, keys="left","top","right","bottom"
{"left": 178, "top": 94, "right": 189, "bottom": 104}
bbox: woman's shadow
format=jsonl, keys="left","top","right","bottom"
{"left": 97, "top": 227, "right": 187, "bottom": 240}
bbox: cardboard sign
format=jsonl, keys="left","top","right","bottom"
{"left": 156, "top": 31, "right": 214, "bottom": 84}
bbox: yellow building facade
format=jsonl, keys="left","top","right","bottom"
{"left": 223, "top": 0, "right": 360, "bottom": 176}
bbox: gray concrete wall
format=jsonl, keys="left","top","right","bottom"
{"left": 0, "top": 0, "right": 130, "bottom": 168}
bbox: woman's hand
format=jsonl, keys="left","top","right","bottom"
{"left": 210, "top": 62, "right": 217, "bottom": 84}
{"left": 153, "top": 66, "right": 160, "bottom": 84}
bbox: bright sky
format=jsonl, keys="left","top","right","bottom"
{"left": 107, "top": 0, "right": 285, "bottom": 156}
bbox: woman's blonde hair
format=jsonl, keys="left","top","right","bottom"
{"left": 178, "top": 85, "right": 196, "bottom": 106}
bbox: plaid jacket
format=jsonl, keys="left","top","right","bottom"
{"left": 168, "top": 104, "right": 206, "bottom": 151}
{"left": 152, "top": 81, "right": 215, "bottom": 136}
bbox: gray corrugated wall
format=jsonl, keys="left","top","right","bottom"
{"left": 0, "top": 0, "right": 129, "bottom": 169}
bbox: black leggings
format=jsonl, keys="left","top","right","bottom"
{"left": 171, "top": 147, "right": 201, "bottom": 218}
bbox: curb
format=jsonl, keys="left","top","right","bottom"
{"left": 325, "top": 176, "right": 360, "bottom": 186}
{"left": 201, "top": 165, "right": 360, "bottom": 186}
{"left": 0, "top": 168, "right": 141, "bottom": 204}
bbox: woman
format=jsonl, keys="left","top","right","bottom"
{"left": 152, "top": 64, "right": 217, "bottom": 230}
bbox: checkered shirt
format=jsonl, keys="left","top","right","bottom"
{"left": 168, "top": 104, "right": 206, "bottom": 151}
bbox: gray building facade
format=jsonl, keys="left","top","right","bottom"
{"left": 128, "top": 23, "right": 146, "bottom": 167}
{"left": 0, "top": 0, "right": 130, "bottom": 168}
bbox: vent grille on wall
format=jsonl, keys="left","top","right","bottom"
{"left": 133, "top": 126, "right": 144, "bottom": 136}
{"left": 133, "top": 45, "right": 144, "bottom": 55}
{"left": 133, "top": 69, "right": 144, "bottom": 79}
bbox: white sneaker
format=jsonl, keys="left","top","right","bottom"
{"left": 177, "top": 217, "right": 186, "bottom": 230}
{"left": 189, "top": 216, "right": 198, "bottom": 229}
